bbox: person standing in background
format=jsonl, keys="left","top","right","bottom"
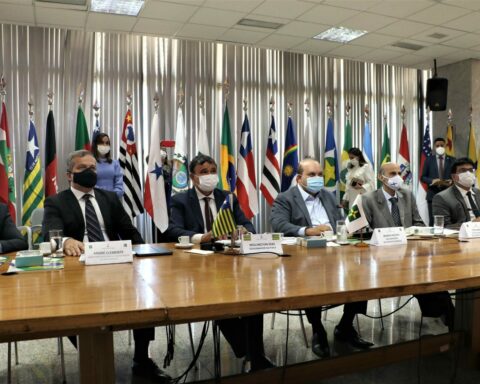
{"left": 92, "top": 133, "right": 124, "bottom": 199}
{"left": 342, "top": 148, "right": 375, "bottom": 209}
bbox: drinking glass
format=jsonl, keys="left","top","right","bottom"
{"left": 433, "top": 215, "right": 444, "bottom": 236}
{"left": 49, "top": 229, "right": 64, "bottom": 257}
{"left": 336, "top": 220, "right": 348, "bottom": 244}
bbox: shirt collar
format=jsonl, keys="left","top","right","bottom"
{"left": 70, "top": 186, "right": 95, "bottom": 201}
{"left": 382, "top": 186, "right": 397, "bottom": 201}
{"left": 194, "top": 186, "right": 214, "bottom": 201}
{"left": 297, "top": 184, "right": 317, "bottom": 202}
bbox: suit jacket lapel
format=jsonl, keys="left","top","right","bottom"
{"left": 94, "top": 189, "right": 110, "bottom": 229}
{"left": 65, "top": 190, "right": 85, "bottom": 234}
{"left": 397, "top": 190, "right": 406, "bottom": 226}
{"left": 189, "top": 189, "right": 205, "bottom": 232}
{"left": 292, "top": 187, "right": 312, "bottom": 227}
{"left": 452, "top": 186, "right": 469, "bottom": 217}
{"left": 376, "top": 189, "right": 395, "bottom": 227}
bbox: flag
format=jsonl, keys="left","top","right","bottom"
{"left": 281, "top": 116, "right": 298, "bottom": 192}
{"left": 467, "top": 121, "right": 478, "bottom": 170}
{"left": 345, "top": 194, "right": 368, "bottom": 234}
{"left": 75, "top": 105, "right": 90, "bottom": 151}
{"left": 260, "top": 115, "right": 281, "bottom": 206}
{"left": 0, "top": 101, "right": 16, "bottom": 221}
{"left": 398, "top": 123, "right": 412, "bottom": 185}
{"left": 362, "top": 120, "right": 374, "bottom": 166}
{"left": 119, "top": 109, "right": 143, "bottom": 217}
{"left": 144, "top": 111, "right": 168, "bottom": 232}
{"left": 219, "top": 104, "right": 236, "bottom": 191}
{"left": 197, "top": 109, "right": 210, "bottom": 156}
{"left": 236, "top": 114, "right": 258, "bottom": 219}
{"left": 339, "top": 118, "right": 352, "bottom": 200}
{"left": 91, "top": 115, "right": 100, "bottom": 148}
{"left": 304, "top": 114, "right": 315, "bottom": 158}
{"left": 446, "top": 122, "right": 454, "bottom": 157}
{"left": 212, "top": 194, "right": 236, "bottom": 238}
{"left": 416, "top": 123, "right": 432, "bottom": 225}
{"left": 22, "top": 120, "right": 44, "bottom": 226}
{"left": 378, "top": 119, "right": 391, "bottom": 187}
{"left": 172, "top": 107, "right": 188, "bottom": 193}
{"left": 44, "top": 110, "right": 57, "bottom": 197}
{"left": 324, "top": 117, "right": 339, "bottom": 193}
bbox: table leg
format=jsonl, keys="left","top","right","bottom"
{"left": 78, "top": 331, "right": 115, "bottom": 384}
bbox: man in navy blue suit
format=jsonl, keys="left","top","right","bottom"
{"left": 421, "top": 137, "right": 455, "bottom": 226}
{"left": 167, "top": 154, "right": 273, "bottom": 371}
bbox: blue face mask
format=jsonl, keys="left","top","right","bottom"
{"left": 306, "top": 176, "right": 324, "bottom": 193}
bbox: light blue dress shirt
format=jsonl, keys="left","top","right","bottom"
{"left": 297, "top": 185, "right": 332, "bottom": 236}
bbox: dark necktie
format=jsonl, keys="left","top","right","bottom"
{"left": 438, "top": 156, "right": 444, "bottom": 179}
{"left": 203, "top": 197, "right": 214, "bottom": 232}
{"left": 466, "top": 191, "right": 480, "bottom": 218}
{"left": 83, "top": 194, "right": 105, "bottom": 242}
{"left": 389, "top": 197, "right": 402, "bottom": 227}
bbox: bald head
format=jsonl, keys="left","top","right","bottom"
{"left": 379, "top": 162, "right": 401, "bottom": 177}
{"left": 297, "top": 158, "right": 322, "bottom": 176}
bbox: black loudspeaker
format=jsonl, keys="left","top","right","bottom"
{"left": 426, "top": 77, "right": 448, "bottom": 111}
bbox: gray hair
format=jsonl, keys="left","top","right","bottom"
{"left": 66, "top": 150, "right": 94, "bottom": 172}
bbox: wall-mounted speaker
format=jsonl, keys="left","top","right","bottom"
{"left": 426, "top": 77, "right": 448, "bottom": 111}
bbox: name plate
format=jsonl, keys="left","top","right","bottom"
{"left": 459, "top": 222, "right": 480, "bottom": 239}
{"left": 370, "top": 227, "right": 407, "bottom": 247}
{"left": 84, "top": 240, "right": 133, "bottom": 265}
{"left": 240, "top": 233, "right": 283, "bottom": 255}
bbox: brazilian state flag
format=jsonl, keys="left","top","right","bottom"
{"left": 281, "top": 116, "right": 298, "bottom": 192}
{"left": 324, "top": 118, "right": 339, "bottom": 194}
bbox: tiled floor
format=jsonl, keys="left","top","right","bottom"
{"left": 1, "top": 297, "right": 480, "bottom": 383}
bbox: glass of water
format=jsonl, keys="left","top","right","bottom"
{"left": 336, "top": 220, "right": 348, "bottom": 244}
{"left": 433, "top": 215, "right": 444, "bottom": 235}
{"left": 49, "top": 229, "right": 64, "bottom": 257}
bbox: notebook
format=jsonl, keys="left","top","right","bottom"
{"left": 133, "top": 244, "right": 173, "bottom": 257}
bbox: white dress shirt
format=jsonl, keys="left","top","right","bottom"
{"left": 297, "top": 185, "right": 332, "bottom": 236}
{"left": 191, "top": 187, "right": 218, "bottom": 244}
{"left": 455, "top": 185, "right": 476, "bottom": 221}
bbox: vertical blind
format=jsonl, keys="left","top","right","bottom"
{"left": 0, "top": 24, "right": 427, "bottom": 237}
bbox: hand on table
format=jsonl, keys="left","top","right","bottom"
{"left": 305, "top": 225, "right": 331, "bottom": 236}
{"left": 64, "top": 238, "right": 84, "bottom": 256}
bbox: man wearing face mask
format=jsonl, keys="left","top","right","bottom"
{"left": 271, "top": 158, "right": 373, "bottom": 358}
{"left": 421, "top": 137, "right": 455, "bottom": 226}
{"left": 362, "top": 162, "right": 455, "bottom": 330}
{"left": 432, "top": 157, "right": 480, "bottom": 229}
{"left": 167, "top": 154, "right": 273, "bottom": 371}
{"left": 42, "top": 150, "right": 170, "bottom": 383}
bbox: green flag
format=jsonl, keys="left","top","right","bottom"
{"left": 75, "top": 106, "right": 90, "bottom": 151}
{"left": 340, "top": 118, "right": 352, "bottom": 200}
{"left": 378, "top": 119, "right": 391, "bottom": 187}
{"left": 219, "top": 105, "right": 236, "bottom": 191}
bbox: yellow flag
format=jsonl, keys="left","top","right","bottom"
{"left": 468, "top": 121, "right": 480, "bottom": 183}
{"left": 446, "top": 123, "right": 455, "bottom": 157}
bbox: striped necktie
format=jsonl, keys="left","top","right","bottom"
{"left": 389, "top": 197, "right": 402, "bottom": 227}
{"left": 83, "top": 194, "right": 105, "bottom": 242}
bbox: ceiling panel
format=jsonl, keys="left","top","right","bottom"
{"left": 257, "top": 34, "right": 307, "bottom": 50}
{"left": 219, "top": 28, "right": 270, "bottom": 44}
{"left": 278, "top": 21, "right": 329, "bottom": 38}
{"left": 176, "top": 23, "right": 227, "bottom": 40}
{"left": 327, "top": 44, "right": 373, "bottom": 58}
{"left": 441, "top": 0, "right": 480, "bottom": 11}
{"left": 294, "top": 39, "right": 340, "bottom": 55}
{"left": 322, "top": 0, "right": 381, "bottom": 11}
{"left": 351, "top": 33, "right": 399, "bottom": 48}
{"left": 86, "top": 13, "right": 136, "bottom": 32}
{"left": 443, "top": 12, "right": 480, "bottom": 32}
{"left": 375, "top": 20, "right": 431, "bottom": 38}
{"left": 139, "top": 1, "right": 199, "bottom": 22}
{"left": 442, "top": 33, "right": 480, "bottom": 49}
{"left": 417, "top": 44, "right": 460, "bottom": 57}
{"left": 35, "top": 7, "right": 86, "bottom": 28}
{"left": 0, "top": 3, "right": 35, "bottom": 24}
{"left": 203, "top": 0, "right": 263, "bottom": 13}
{"left": 297, "top": 4, "right": 359, "bottom": 25}
{"left": 368, "top": 0, "right": 433, "bottom": 18}
{"left": 189, "top": 7, "right": 245, "bottom": 28}
{"left": 252, "top": 0, "right": 315, "bottom": 20}
{"left": 341, "top": 12, "right": 398, "bottom": 32}
{"left": 414, "top": 27, "right": 465, "bottom": 44}
{"left": 408, "top": 3, "right": 470, "bottom": 25}
{"left": 358, "top": 49, "right": 403, "bottom": 62}
{"left": 133, "top": 18, "right": 182, "bottom": 36}
{"left": 0, "top": 0, "right": 33, "bottom": 4}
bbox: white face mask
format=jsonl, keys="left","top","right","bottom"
{"left": 384, "top": 175, "right": 404, "bottom": 191}
{"left": 457, "top": 171, "right": 476, "bottom": 188}
{"left": 436, "top": 146, "right": 445, "bottom": 156}
{"left": 97, "top": 145, "right": 110, "bottom": 156}
{"left": 198, "top": 174, "right": 219, "bottom": 192}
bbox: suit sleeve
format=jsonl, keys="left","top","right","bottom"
{"left": 0, "top": 207, "right": 28, "bottom": 253}
{"left": 361, "top": 195, "right": 374, "bottom": 229}
{"left": 270, "top": 193, "right": 302, "bottom": 236}
{"left": 432, "top": 193, "right": 457, "bottom": 229}
{"left": 232, "top": 194, "right": 255, "bottom": 234}
{"left": 112, "top": 195, "right": 144, "bottom": 244}
{"left": 166, "top": 194, "right": 198, "bottom": 240}
{"left": 421, "top": 158, "right": 433, "bottom": 185}
{"left": 42, "top": 196, "right": 66, "bottom": 240}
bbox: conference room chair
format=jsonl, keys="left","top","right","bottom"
{"left": 30, "top": 208, "right": 44, "bottom": 247}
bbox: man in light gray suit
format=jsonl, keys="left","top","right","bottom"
{"left": 432, "top": 157, "right": 480, "bottom": 229}
{"left": 271, "top": 158, "right": 373, "bottom": 359}
{"left": 362, "top": 162, "right": 455, "bottom": 330}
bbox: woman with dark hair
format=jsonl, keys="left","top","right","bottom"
{"left": 92, "top": 133, "right": 124, "bottom": 198}
{"left": 343, "top": 147, "right": 375, "bottom": 208}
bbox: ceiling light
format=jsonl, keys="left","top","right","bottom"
{"left": 313, "top": 26, "right": 367, "bottom": 43}
{"left": 391, "top": 42, "right": 425, "bottom": 51}
{"left": 91, "top": 0, "right": 144, "bottom": 16}
{"left": 237, "top": 18, "right": 284, "bottom": 30}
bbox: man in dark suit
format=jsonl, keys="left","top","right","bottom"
{"left": 271, "top": 158, "right": 373, "bottom": 359}
{"left": 42, "top": 150, "right": 170, "bottom": 383}
{"left": 167, "top": 154, "right": 272, "bottom": 371}
{"left": 421, "top": 137, "right": 455, "bottom": 226}
{"left": 433, "top": 157, "right": 480, "bottom": 229}
{"left": 363, "top": 162, "right": 455, "bottom": 330}
{"left": 0, "top": 203, "right": 28, "bottom": 253}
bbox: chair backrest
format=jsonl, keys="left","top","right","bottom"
{"left": 30, "top": 208, "right": 44, "bottom": 227}
{"left": 17, "top": 225, "right": 32, "bottom": 250}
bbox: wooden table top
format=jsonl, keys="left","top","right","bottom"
{"left": 1, "top": 238, "right": 480, "bottom": 339}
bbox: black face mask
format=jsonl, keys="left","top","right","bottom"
{"left": 72, "top": 168, "right": 97, "bottom": 188}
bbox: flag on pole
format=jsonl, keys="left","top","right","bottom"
{"left": 281, "top": 116, "right": 298, "bottom": 192}
{"left": 91, "top": 115, "right": 100, "bottom": 148}
{"left": 398, "top": 123, "right": 412, "bottom": 185}
{"left": 324, "top": 117, "right": 339, "bottom": 193}
{"left": 75, "top": 105, "right": 90, "bottom": 151}
{"left": 378, "top": 119, "right": 391, "bottom": 187}
{"left": 144, "top": 110, "right": 169, "bottom": 232}
{"left": 345, "top": 195, "right": 368, "bottom": 234}
{"left": 446, "top": 122, "right": 455, "bottom": 157}
{"left": 197, "top": 109, "right": 210, "bottom": 156}
{"left": 304, "top": 113, "right": 315, "bottom": 158}
{"left": 212, "top": 194, "right": 236, "bottom": 238}
{"left": 339, "top": 118, "right": 352, "bottom": 200}
{"left": 219, "top": 104, "right": 236, "bottom": 191}
{"left": 22, "top": 120, "right": 44, "bottom": 226}
{"left": 44, "top": 110, "right": 57, "bottom": 197}
{"left": 362, "top": 120, "right": 374, "bottom": 166}
{"left": 260, "top": 115, "right": 281, "bottom": 206}
{"left": 467, "top": 120, "right": 480, "bottom": 184}
{"left": 172, "top": 107, "right": 188, "bottom": 193}
{"left": 119, "top": 109, "right": 143, "bottom": 217}
{"left": 236, "top": 114, "right": 258, "bottom": 219}
{"left": 0, "top": 101, "right": 16, "bottom": 221}
{"left": 416, "top": 123, "right": 432, "bottom": 226}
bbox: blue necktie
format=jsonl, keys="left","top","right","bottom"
{"left": 83, "top": 194, "right": 104, "bottom": 242}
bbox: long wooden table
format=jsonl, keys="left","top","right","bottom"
{"left": 2, "top": 238, "right": 480, "bottom": 382}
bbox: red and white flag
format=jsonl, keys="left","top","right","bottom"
{"left": 416, "top": 123, "right": 432, "bottom": 225}
{"left": 144, "top": 111, "right": 168, "bottom": 232}
{"left": 236, "top": 114, "right": 258, "bottom": 219}
{"left": 260, "top": 115, "right": 281, "bottom": 206}
{"left": 398, "top": 123, "right": 412, "bottom": 186}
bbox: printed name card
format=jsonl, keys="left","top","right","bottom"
{"left": 84, "top": 240, "right": 133, "bottom": 265}
{"left": 459, "top": 222, "right": 480, "bottom": 240}
{"left": 370, "top": 227, "right": 407, "bottom": 247}
{"left": 240, "top": 233, "right": 283, "bottom": 255}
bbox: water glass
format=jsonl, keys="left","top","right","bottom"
{"left": 336, "top": 220, "right": 348, "bottom": 243}
{"left": 49, "top": 229, "right": 64, "bottom": 257}
{"left": 433, "top": 215, "right": 444, "bottom": 235}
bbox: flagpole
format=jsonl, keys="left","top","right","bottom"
{"left": 0, "top": 76, "right": 6, "bottom": 103}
